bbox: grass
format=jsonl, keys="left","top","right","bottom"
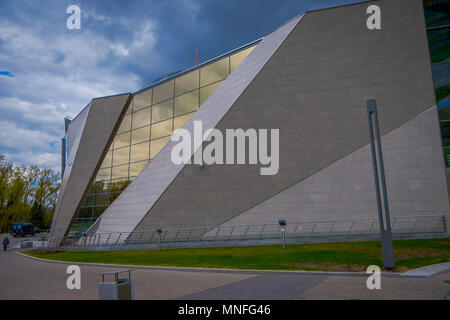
{"left": 25, "top": 238, "right": 450, "bottom": 272}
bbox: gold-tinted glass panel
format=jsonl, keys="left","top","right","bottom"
{"left": 96, "top": 167, "right": 111, "bottom": 182}
{"left": 100, "top": 150, "right": 112, "bottom": 169}
{"left": 153, "top": 80, "right": 174, "bottom": 103}
{"left": 133, "top": 89, "right": 152, "bottom": 111}
{"left": 109, "top": 179, "right": 131, "bottom": 193}
{"left": 90, "top": 181, "right": 107, "bottom": 193}
{"left": 173, "top": 112, "right": 194, "bottom": 131}
{"left": 112, "top": 146, "right": 130, "bottom": 166}
{"left": 152, "top": 99, "right": 173, "bottom": 123}
{"left": 111, "top": 164, "right": 129, "bottom": 180}
{"left": 125, "top": 103, "right": 132, "bottom": 115}
{"left": 200, "top": 57, "right": 229, "bottom": 86}
{"left": 151, "top": 119, "right": 172, "bottom": 139}
{"left": 200, "top": 81, "right": 223, "bottom": 105}
{"left": 130, "top": 141, "right": 149, "bottom": 163}
{"left": 113, "top": 131, "right": 130, "bottom": 149}
{"left": 150, "top": 137, "right": 170, "bottom": 159}
{"left": 230, "top": 46, "right": 255, "bottom": 72}
{"left": 117, "top": 113, "right": 131, "bottom": 134}
{"left": 174, "top": 90, "right": 199, "bottom": 116}
{"left": 132, "top": 107, "right": 151, "bottom": 129}
{"left": 131, "top": 126, "right": 150, "bottom": 145}
{"left": 129, "top": 160, "right": 149, "bottom": 177}
{"left": 175, "top": 70, "right": 199, "bottom": 96}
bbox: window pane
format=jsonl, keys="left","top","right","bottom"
{"left": 117, "top": 113, "right": 132, "bottom": 134}
{"left": 230, "top": 45, "right": 255, "bottom": 72}
{"left": 424, "top": 3, "right": 450, "bottom": 28}
{"left": 80, "top": 195, "right": 94, "bottom": 207}
{"left": 174, "top": 90, "right": 199, "bottom": 116}
{"left": 132, "top": 107, "right": 151, "bottom": 129}
{"left": 200, "top": 57, "right": 229, "bottom": 86}
{"left": 130, "top": 141, "right": 149, "bottom": 163}
{"left": 151, "top": 119, "right": 172, "bottom": 139}
{"left": 200, "top": 81, "right": 222, "bottom": 105}
{"left": 153, "top": 80, "right": 174, "bottom": 103}
{"left": 113, "top": 131, "right": 130, "bottom": 149}
{"left": 94, "top": 193, "right": 109, "bottom": 206}
{"left": 438, "top": 98, "right": 450, "bottom": 121}
{"left": 112, "top": 146, "right": 130, "bottom": 166}
{"left": 90, "top": 181, "right": 108, "bottom": 193}
{"left": 175, "top": 70, "right": 199, "bottom": 95}
{"left": 78, "top": 207, "right": 92, "bottom": 219}
{"left": 111, "top": 164, "right": 129, "bottom": 180}
{"left": 110, "top": 179, "right": 131, "bottom": 193}
{"left": 134, "top": 89, "right": 152, "bottom": 111}
{"left": 174, "top": 112, "right": 194, "bottom": 131}
{"left": 129, "top": 160, "right": 149, "bottom": 177}
{"left": 131, "top": 126, "right": 150, "bottom": 145}
{"left": 150, "top": 137, "right": 170, "bottom": 159}
{"left": 109, "top": 192, "right": 121, "bottom": 205}
{"left": 93, "top": 206, "right": 108, "bottom": 219}
{"left": 440, "top": 121, "right": 450, "bottom": 148}
{"left": 427, "top": 27, "right": 450, "bottom": 63}
{"left": 152, "top": 99, "right": 173, "bottom": 123}
{"left": 100, "top": 150, "right": 112, "bottom": 169}
{"left": 125, "top": 103, "right": 132, "bottom": 115}
{"left": 96, "top": 167, "right": 111, "bottom": 182}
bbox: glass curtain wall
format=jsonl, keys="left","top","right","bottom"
{"left": 423, "top": 0, "right": 450, "bottom": 166}
{"left": 68, "top": 45, "right": 256, "bottom": 234}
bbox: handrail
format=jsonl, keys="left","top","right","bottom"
{"left": 57, "top": 214, "right": 447, "bottom": 249}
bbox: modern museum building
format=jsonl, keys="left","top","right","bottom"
{"left": 50, "top": 0, "right": 450, "bottom": 245}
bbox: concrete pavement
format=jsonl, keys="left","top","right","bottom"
{"left": 0, "top": 249, "right": 449, "bottom": 300}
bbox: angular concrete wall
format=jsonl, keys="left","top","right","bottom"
{"left": 50, "top": 94, "right": 132, "bottom": 240}
{"left": 133, "top": 0, "right": 440, "bottom": 232}
{"left": 95, "top": 14, "right": 304, "bottom": 234}
{"left": 207, "top": 106, "right": 449, "bottom": 230}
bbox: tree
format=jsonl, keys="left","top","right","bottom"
{"left": 0, "top": 154, "right": 61, "bottom": 232}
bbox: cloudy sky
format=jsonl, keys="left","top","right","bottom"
{"left": 0, "top": 0, "right": 359, "bottom": 172}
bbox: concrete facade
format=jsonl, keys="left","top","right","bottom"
{"left": 206, "top": 106, "right": 449, "bottom": 232}
{"left": 133, "top": 0, "right": 442, "bottom": 232}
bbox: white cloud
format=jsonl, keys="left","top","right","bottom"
{"left": 0, "top": 14, "right": 159, "bottom": 172}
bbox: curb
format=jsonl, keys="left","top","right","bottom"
{"left": 16, "top": 251, "right": 404, "bottom": 277}
{"left": 400, "top": 262, "right": 450, "bottom": 278}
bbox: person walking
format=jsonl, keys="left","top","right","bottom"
{"left": 3, "top": 236, "right": 10, "bottom": 251}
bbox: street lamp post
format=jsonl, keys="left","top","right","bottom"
{"left": 366, "top": 99, "right": 395, "bottom": 270}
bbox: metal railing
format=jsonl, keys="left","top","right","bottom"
{"left": 49, "top": 214, "right": 447, "bottom": 249}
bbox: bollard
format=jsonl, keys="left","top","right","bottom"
{"left": 279, "top": 220, "right": 287, "bottom": 249}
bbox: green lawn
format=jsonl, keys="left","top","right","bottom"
{"left": 26, "top": 238, "right": 450, "bottom": 272}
